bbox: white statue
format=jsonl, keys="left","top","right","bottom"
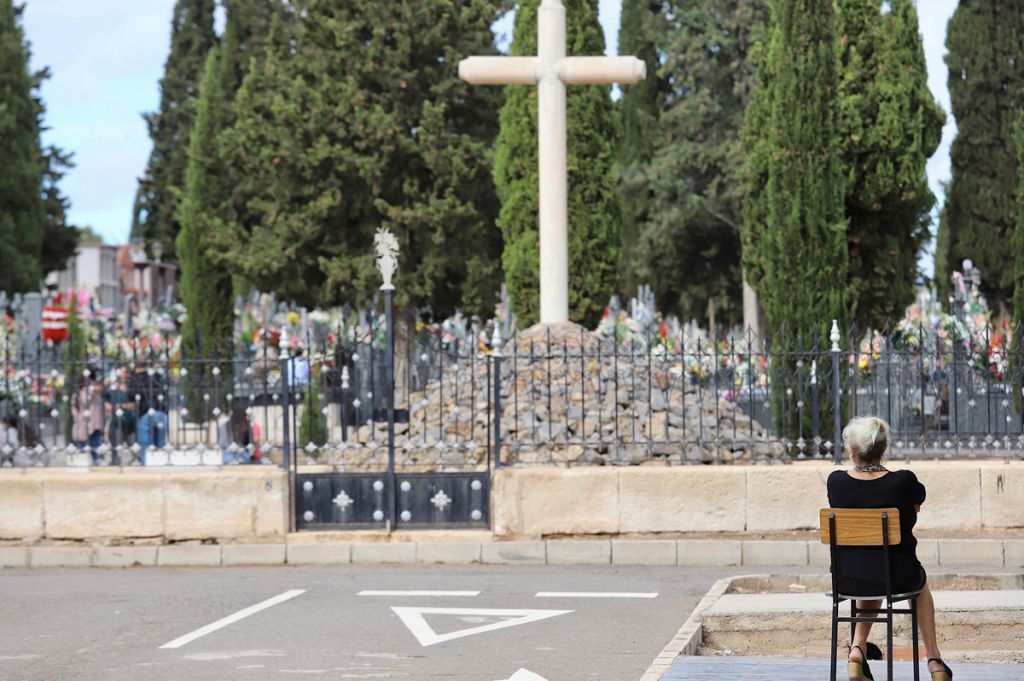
{"left": 374, "top": 228, "right": 399, "bottom": 291}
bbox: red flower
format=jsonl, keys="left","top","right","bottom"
{"left": 659, "top": 321, "right": 668, "bottom": 338}
{"left": 603, "top": 307, "right": 610, "bottom": 319}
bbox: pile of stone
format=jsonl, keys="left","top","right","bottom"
{"left": 320, "top": 323, "right": 785, "bottom": 468}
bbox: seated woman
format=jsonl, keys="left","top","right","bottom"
{"left": 827, "top": 417, "right": 953, "bottom": 681}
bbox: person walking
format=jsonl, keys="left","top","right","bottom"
{"left": 827, "top": 417, "right": 953, "bottom": 681}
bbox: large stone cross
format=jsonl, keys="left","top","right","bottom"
{"left": 459, "top": 0, "right": 645, "bottom": 325}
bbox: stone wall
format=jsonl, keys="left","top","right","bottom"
{"left": 492, "top": 461, "right": 1024, "bottom": 538}
{"left": 0, "top": 468, "right": 286, "bottom": 542}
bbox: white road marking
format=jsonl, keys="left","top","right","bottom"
{"left": 357, "top": 590, "right": 480, "bottom": 597}
{"left": 534, "top": 591, "right": 658, "bottom": 599}
{"left": 159, "top": 590, "right": 306, "bottom": 649}
{"left": 496, "top": 669, "right": 550, "bottom": 681}
{"left": 391, "top": 606, "right": 572, "bottom": 647}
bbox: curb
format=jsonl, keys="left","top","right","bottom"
{"left": 3, "top": 538, "right": 1021, "bottom": 569}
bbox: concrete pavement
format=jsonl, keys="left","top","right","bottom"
{"left": 0, "top": 564, "right": 739, "bottom": 681}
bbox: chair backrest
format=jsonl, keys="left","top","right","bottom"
{"left": 819, "top": 508, "right": 901, "bottom": 547}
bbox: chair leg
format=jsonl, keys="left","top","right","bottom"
{"left": 886, "top": 602, "right": 894, "bottom": 681}
{"left": 850, "top": 600, "right": 857, "bottom": 650}
{"left": 831, "top": 601, "right": 839, "bottom": 681}
{"left": 911, "top": 597, "right": 920, "bottom": 681}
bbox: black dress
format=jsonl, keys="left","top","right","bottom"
{"left": 826, "top": 469, "right": 928, "bottom": 596}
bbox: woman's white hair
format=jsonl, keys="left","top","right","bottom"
{"left": 842, "top": 416, "right": 890, "bottom": 463}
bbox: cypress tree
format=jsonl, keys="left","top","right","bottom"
{"left": 218, "top": 1, "right": 504, "bottom": 315}
{"left": 836, "top": 0, "right": 944, "bottom": 333}
{"left": 177, "top": 47, "right": 234, "bottom": 421}
{"left": 495, "top": 0, "right": 620, "bottom": 328}
{"left": 616, "top": 0, "right": 669, "bottom": 294}
{"left": 299, "top": 372, "right": 328, "bottom": 448}
{"left": 744, "top": 0, "right": 847, "bottom": 341}
{"left": 636, "top": 0, "right": 769, "bottom": 326}
{"left": 944, "top": 1, "right": 1024, "bottom": 318}
{"left": 133, "top": 0, "right": 216, "bottom": 261}
{"left": 38, "top": 145, "right": 80, "bottom": 276}
{"left": 0, "top": 0, "right": 43, "bottom": 293}
{"left": 1011, "top": 113, "right": 1024, "bottom": 402}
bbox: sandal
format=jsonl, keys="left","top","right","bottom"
{"left": 848, "top": 645, "right": 874, "bottom": 681}
{"left": 928, "top": 658, "right": 953, "bottom": 681}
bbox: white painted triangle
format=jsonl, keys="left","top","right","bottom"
{"left": 391, "top": 606, "right": 572, "bottom": 647}
{"left": 497, "top": 669, "right": 549, "bottom": 681}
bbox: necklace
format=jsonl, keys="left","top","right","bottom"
{"left": 854, "top": 463, "right": 888, "bottom": 473}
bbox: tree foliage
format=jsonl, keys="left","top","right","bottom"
{"left": 743, "top": 0, "right": 848, "bottom": 341}
{"left": 132, "top": 0, "right": 217, "bottom": 261}
{"left": 836, "top": 0, "right": 944, "bottom": 332}
{"left": 216, "top": 1, "right": 504, "bottom": 316}
{"left": 495, "top": 0, "right": 621, "bottom": 327}
{"left": 943, "top": 1, "right": 1024, "bottom": 318}
{"left": 177, "top": 47, "right": 234, "bottom": 420}
{"left": 631, "top": 0, "right": 768, "bottom": 327}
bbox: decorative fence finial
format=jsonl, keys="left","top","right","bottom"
{"left": 830, "top": 319, "right": 841, "bottom": 352}
{"left": 374, "top": 228, "right": 399, "bottom": 291}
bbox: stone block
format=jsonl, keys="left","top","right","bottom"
{"left": 492, "top": 468, "right": 619, "bottom": 537}
{"left": 1004, "top": 540, "right": 1024, "bottom": 568}
{"left": 546, "top": 540, "right": 611, "bottom": 565}
{"left": 0, "top": 546, "right": 29, "bottom": 568}
{"left": 416, "top": 542, "right": 481, "bottom": 564}
{"left": 163, "top": 472, "right": 263, "bottom": 541}
{"left": 44, "top": 474, "right": 163, "bottom": 540}
{"left": 741, "top": 540, "right": 808, "bottom": 566}
{"left": 916, "top": 539, "right": 940, "bottom": 568}
{"left": 676, "top": 540, "right": 742, "bottom": 567}
{"left": 746, "top": 468, "right": 830, "bottom": 532}
{"left": 619, "top": 467, "right": 746, "bottom": 533}
{"left": 481, "top": 541, "right": 546, "bottom": 564}
{"left": 351, "top": 543, "right": 417, "bottom": 564}
{"left": 286, "top": 543, "right": 350, "bottom": 565}
{"left": 912, "top": 465, "right": 982, "bottom": 532}
{"left": 222, "top": 544, "right": 286, "bottom": 566}
{"left": 611, "top": 539, "right": 676, "bottom": 566}
{"left": 30, "top": 546, "right": 93, "bottom": 567}
{"left": 157, "top": 544, "right": 222, "bottom": 567}
{"left": 808, "top": 540, "right": 831, "bottom": 568}
{"left": 94, "top": 546, "right": 158, "bottom": 568}
{"left": 0, "top": 477, "right": 44, "bottom": 539}
{"left": 938, "top": 539, "right": 1004, "bottom": 567}
{"left": 980, "top": 467, "right": 1024, "bottom": 529}
{"left": 252, "top": 473, "right": 287, "bottom": 537}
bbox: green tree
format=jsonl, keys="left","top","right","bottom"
{"left": 299, "top": 372, "right": 328, "bottom": 447}
{"left": 634, "top": 0, "right": 769, "bottom": 327}
{"left": 62, "top": 295, "right": 86, "bottom": 442}
{"left": 0, "top": 0, "right": 43, "bottom": 293}
{"left": 218, "top": 1, "right": 504, "bottom": 316}
{"left": 38, "top": 145, "right": 80, "bottom": 275}
{"left": 1012, "top": 113, "right": 1024, "bottom": 405}
{"left": 132, "top": 0, "right": 216, "bottom": 261}
{"left": 743, "top": 0, "right": 847, "bottom": 341}
{"left": 176, "top": 47, "right": 234, "bottom": 421}
{"left": 495, "top": 0, "right": 621, "bottom": 327}
{"left": 943, "top": 1, "right": 1024, "bottom": 318}
{"left": 218, "top": 0, "right": 288, "bottom": 104}
{"left": 616, "top": 0, "right": 669, "bottom": 294}
{"left": 836, "top": 0, "right": 944, "bottom": 332}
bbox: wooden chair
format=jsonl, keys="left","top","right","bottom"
{"left": 820, "top": 508, "right": 923, "bottom": 681}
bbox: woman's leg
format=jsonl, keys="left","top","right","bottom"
{"left": 849, "top": 599, "right": 882, "bottom": 662}
{"left": 916, "top": 584, "right": 946, "bottom": 673}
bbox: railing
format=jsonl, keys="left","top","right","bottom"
{"left": 3, "top": 321, "right": 1023, "bottom": 468}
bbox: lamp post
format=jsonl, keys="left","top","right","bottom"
{"left": 374, "top": 229, "right": 399, "bottom": 531}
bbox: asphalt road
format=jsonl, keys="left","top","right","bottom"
{"left": 0, "top": 565, "right": 737, "bottom": 681}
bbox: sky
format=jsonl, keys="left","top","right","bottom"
{"left": 24, "top": 0, "right": 958, "bottom": 262}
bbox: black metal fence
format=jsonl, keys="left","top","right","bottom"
{"left": 3, "top": 321, "right": 1023, "bottom": 468}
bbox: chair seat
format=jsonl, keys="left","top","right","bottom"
{"left": 827, "top": 589, "right": 923, "bottom": 602}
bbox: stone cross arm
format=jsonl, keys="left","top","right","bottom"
{"left": 459, "top": 55, "right": 646, "bottom": 86}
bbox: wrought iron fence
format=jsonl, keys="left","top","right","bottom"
{"left": 4, "top": 321, "right": 1023, "bottom": 468}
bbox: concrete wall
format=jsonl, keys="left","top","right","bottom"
{"left": 0, "top": 468, "right": 286, "bottom": 542}
{"left": 492, "top": 461, "right": 1024, "bottom": 538}
{"left": 2, "top": 461, "right": 1022, "bottom": 543}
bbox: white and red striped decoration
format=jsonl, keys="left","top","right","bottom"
{"left": 42, "top": 306, "right": 69, "bottom": 343}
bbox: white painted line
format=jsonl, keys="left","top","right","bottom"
{"left": 159, "top": 589, "right": 306, "bottom": 650}
{"left": 534, "top": 591, "right": 659, "bottom": 599}
{"left": 358, "top": 590, "right": 480, "bottom": 597}
{"left": 497, "top": 669, "right": 549, "bottom": 681}
{"left": 392, "top": 606, "right": 572, "bottom": 647}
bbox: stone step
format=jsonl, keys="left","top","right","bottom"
{"left": 701, "top": 590, "right": 1024, "bottom": 661}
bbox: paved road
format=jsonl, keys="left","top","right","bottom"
{"left": 0, "top": 565, "right": 736, "bottom": 681}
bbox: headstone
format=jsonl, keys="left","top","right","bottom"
{"left": 18, "top": 292, "right": 44, "bottom": 363}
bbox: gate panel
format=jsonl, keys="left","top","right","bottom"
{"left": 394, "top": 472, "right": 489, "bottom": 529}
{"left": 296, "top": 473, "right": 388, "bottom": 529}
